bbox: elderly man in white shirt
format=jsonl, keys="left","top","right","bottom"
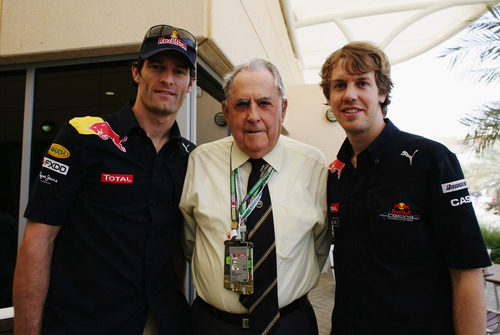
{"left": 180, "top": 58, "right": 329, "bottom": 335}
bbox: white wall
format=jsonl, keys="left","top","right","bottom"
{"left": 0, "top": 0, "right": 304, "bottom": 89}
{"left": 196, "top": 88, "right": 227, "bottom": 145}
{"left": 285, "top": 84, "right": 345, "bottom": 163}
{"left": 0, "top": 0, "right": 207, "bottom": 63}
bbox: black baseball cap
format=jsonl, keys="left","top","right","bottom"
{"left": 139, "top": 24, "right": 197, "bottom": 68}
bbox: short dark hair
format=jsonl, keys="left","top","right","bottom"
{"left": 320, "top": 41, "right": 393, "bottom": 116}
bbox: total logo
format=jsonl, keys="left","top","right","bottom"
{"left": 450, "top": 195, "right": 472, "bottom": 207}
{"left": 101, "top": 173, "right": 133, "bottom": 184}
{"left": 42, "top": 157, "right": 69, "bottom": 175}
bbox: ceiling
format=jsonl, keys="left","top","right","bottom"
{"left": 280, "top": 0, "right": 499, "bottom": 83}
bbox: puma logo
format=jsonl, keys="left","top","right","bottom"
{"left": 400, "top": 149, "right": 419, "bottom": 166}
{"left": 181, "top": 142, "right": 190, "bottom": 153}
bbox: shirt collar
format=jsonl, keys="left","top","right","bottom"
{"left": 230, "top": 136, "right": 284, "bottom": 174}
{"left": 115, "top": 100, "right": 182, "bottom": 142}
{"left": 337, "top": 118, "right": 400, "bottom": 165}
{"left": 365, "top": 118, "right": 400, "bottom": 158}
{"left": 113, "top": 100, "right": 140, "bottom": 137}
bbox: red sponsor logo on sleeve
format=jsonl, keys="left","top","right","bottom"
{"left": 328, "top": 159, "right": 345, "bottom": 180}
{"left": 88, "top": 122, "right": 127, "bottom": 152}
{"left": 330, "top": 202, "right": 339, "bottom": 213}
{"left": 101, "top": 173, "right": 133, "bottom": 184}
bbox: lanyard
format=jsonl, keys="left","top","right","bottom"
{"left": 230, "top": 144, "right": 274, "bottom": 240}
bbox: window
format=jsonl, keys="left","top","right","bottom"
{"left": 0, "top": 70, "right": 25, "bottom": 308}
{"left": 30, "top": 61, "right": 137, "bottom": 186}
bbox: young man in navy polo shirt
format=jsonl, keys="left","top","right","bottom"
{"left": 320, "top": 41, "right": 490, "bottom": 335}
{"left": 13, "top": 24, "right": 197, "bottom": 334}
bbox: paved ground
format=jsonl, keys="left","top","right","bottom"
{"left": 309, "top": 263, "right": 500, "bottom": 335}
{"left": 486, "top": 264, "right": 500, "bottom": 311}
{"left": 309, "top": 268, "right": 335, "bottom": 335}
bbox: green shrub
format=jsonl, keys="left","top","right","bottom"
{"left": 492, "top": 248, "right": 500, "bottom": 264}
{"left": 481, "top": 226, "right": 500, "bottom": 263}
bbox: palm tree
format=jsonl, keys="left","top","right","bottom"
{"left": 463, "top": 144, "right": 500, "bottom": 213}
{"left": 440, "top": 4, "right": 500, "bottom": 153}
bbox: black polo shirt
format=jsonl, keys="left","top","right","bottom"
{"left": 25, "top": 100, "right": 194, "bottom": 334}
{"left": 327, "top": 119, "right": 490, "bottom": 335}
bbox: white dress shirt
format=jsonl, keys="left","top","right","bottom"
{"left": 180, "top": 135, "right": 329, "bottom": 313}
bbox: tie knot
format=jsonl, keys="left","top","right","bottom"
{"left": 249, "top": 158, "right": 266, "bottom": 172}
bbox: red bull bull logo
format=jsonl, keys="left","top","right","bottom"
{"left": 392, "top": 202, "right": 411, "bottom": 215}
{"left": 378, "top": 202, "right": 421, "bottom": 222}
{"left": 329, "top": 159, "right": 345, "bottom": 180}
{"left": 88, "top": 122, "right": 127, "bottom": 152}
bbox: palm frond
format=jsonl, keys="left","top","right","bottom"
{"left": 460, "top": 105, "right": 500, "bottom": 153}
{"left": 440, "top": 3, "right": 500, "bottom": 79}
{"left": 441, "top": 4, "right": 500, "bottom": 151}
{"left": 463, "top": 144, "right": 500, "bottom": 190}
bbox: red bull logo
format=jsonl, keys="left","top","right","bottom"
{"left": 378, "top": 202, "right": 420, "bottom": 222}
{"left": 329, "top": 159, "right": 345, "bottom": 180}
{"left": 88, "top": 122, "right": 127, "bottom": 152}
{"left": 392, "top": 202, "right": 411, "bottom": 215}
{"left": 157, "top": 36, "right": 187, "bottom": 51}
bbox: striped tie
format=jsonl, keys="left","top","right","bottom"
{"left": 240, "top": 158, "right": 280, "bottom": 334}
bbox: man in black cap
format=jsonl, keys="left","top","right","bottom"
{"left": 13, "top": 24, "right": 197, "bottom": 334}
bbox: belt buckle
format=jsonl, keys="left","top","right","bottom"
{"left": 242, "top": 318, "right": 250, "bottom": 328}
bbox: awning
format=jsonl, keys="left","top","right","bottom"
{"left": 280, "top": 0, "right": 499, "bottom": 83}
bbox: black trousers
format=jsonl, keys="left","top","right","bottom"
{"left": 191, "top": 295, "right": 318, "bottom": 335}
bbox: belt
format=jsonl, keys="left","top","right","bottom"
{"left": 196, "top": 295, "right": 309, "bottom": 328}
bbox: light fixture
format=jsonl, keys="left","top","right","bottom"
{"left": 104, "top": 91, "right": 115, "bottom": 96}
{"left": 214, "top": 112, "right": 227, "bottom": 127}
{"left": 41, "top": 120, "right": 55, "bottom": 133}
{"left": 325, "top": 107, "right": 337, "bottom": 122}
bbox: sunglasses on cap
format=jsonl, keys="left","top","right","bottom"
{"left": 144, "top": 24, "right": 197, "bottom": 50}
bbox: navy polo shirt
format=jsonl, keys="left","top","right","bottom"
{"left": 25, "top": 101, "right": 194, "bottom": 334}
{"left": 327, "top": 119, "right": 490, "bottom": 335}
